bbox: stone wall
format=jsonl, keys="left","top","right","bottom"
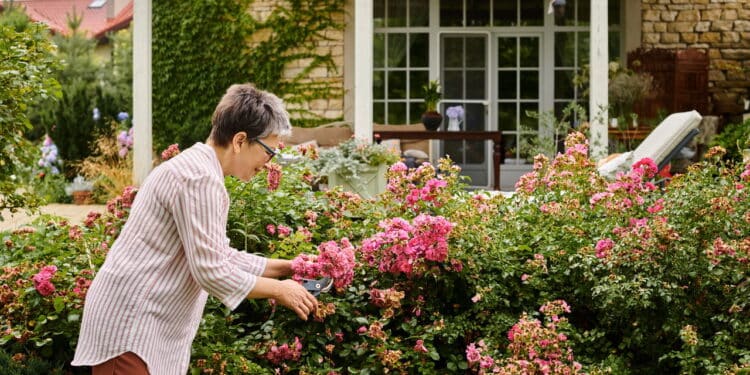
{"left": 247, "top": 0, "right": 345, "bottom": 121}
{"left": 641, "top": 0, "right": 750, "bottom": 115}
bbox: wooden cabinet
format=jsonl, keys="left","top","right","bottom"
{"left": 628, "top": 48, "right": 708, "bottom": 121}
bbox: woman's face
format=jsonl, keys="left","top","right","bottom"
{"left": 229, "top": 133, "right": 281, "bottom": 181}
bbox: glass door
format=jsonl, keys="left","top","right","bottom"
{"left": 497, "top": 35, "right": 542, "bottom": 167}
{"left": 440, "top": 34, "right": 490, "bottom": 187}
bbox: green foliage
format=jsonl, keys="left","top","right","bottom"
{"left": 0, "top": 190, "right": 133, "bottom": 372}
{"left": 0, "top": 1, "right": 32, "bottom": 32}
{"left": 710, "top": 118, "right": 750, "bottom": 162}
{"left": 29, "top": 20, "right": 131, "bottom": 168}
{"left": 5, "top": 138, "right": 750, "bottom": 373}
{"left": 523, "top": 101, "right": 587, "bottom": 159}
{"left": 422, "top": 80, "right": 442, "bottom": 112}
{"left": 152, "top": 0, "right": 345, "bottom": 151}
{"left": 312, "top": 138, "right": 401, "bottom": 181}
{"left": 0, "top": 349, "right": 65, "bottom": 375}
{"left": 246, "top": 0, "right": 345, "bottom": 120}
{"left": 0, "top": 22, "right": 60, "bottom": 218}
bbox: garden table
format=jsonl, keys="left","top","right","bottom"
{"left": 373, "top": 130, "right": 504, "bottom": 190}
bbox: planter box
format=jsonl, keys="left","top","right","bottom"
{"left": 327, "top": 164, "right": 388, "bottom": 199}
{"left": 71, "top": 190, "right": 94, "bottom": 205}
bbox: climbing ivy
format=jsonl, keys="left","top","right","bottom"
{"left": 153, "top": 0, "right": 345, "bottom": 151}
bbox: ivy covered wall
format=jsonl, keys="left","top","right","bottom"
{"left": 152, "top": 0, "right": 345, "bottom": 151}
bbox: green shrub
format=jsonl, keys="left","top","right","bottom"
{"left": 0, "top": 349, "right": 65, "bottom": 375}
{"left": 710, "top": 119, "right": 750, "bottom": 162}
{"left": 0, "top": 22, "right": 60, "bottom": 218}
{"left": 29, "top": 19, "right": 132, "bottom": 168}
{"left": 3, "top": 139, "right": 750, "bottom": 373}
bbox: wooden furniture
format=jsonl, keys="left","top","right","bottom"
{"left": 608, "top": 128, "right": 651, "bottom": 141}
{"left": 373, "top": 130, "right": 504, "bottom": 190}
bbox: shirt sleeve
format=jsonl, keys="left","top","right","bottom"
{"left": 172, "top": 173, "right": 266, "bottom": 310}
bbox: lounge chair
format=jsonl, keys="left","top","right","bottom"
{"left": 598, "top": 110, "right": 702, "bottom": 179}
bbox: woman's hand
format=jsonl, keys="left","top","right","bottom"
{"left": 247, "top": 277, "right": 318, "bottom": 320}
{"left": 274, "top": 279, "right": 318, "bottom": 320}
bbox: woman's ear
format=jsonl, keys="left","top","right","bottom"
{"left": 232, "top": 132, "right": 248, "bottom": 153}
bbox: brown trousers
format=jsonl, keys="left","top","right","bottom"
{"left": 92, "top": 352, "right": 149, "bottom": 375}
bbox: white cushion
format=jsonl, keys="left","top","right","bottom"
{"left": 597, "top": 110, "right": 702, "bottom": 178}
{"left": 403, "top": 149, "right": 429, "bottom": 160}
{"left": 597, "top": 151, "right": 633, "bottom": 179}
{"left": 631, "top": 110, "right": 702, "bottom": 166}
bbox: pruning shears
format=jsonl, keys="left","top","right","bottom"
{"left": 301, "top": 277, "right": 333, "bottom": 296}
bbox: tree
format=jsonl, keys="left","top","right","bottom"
{"left": 0, "top": 22, "right": 61, "bottom": 218}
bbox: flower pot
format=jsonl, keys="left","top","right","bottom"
{"left": 71, "top": 190, "right": 93, "bottom": 205}
{"left": 327, "top": 164, "right": 389, "bottom": 199}
{"left": 421, "top": 112, "right": 443, "bottom": 131}
{"left": 447, "top": 117, "right": 462, "bottom": 131}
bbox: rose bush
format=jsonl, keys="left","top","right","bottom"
{"left": 2, "top": 136, "right": 750, "bottom": 374}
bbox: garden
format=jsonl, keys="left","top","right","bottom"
{"left": 4, "top": 3, "right": 750, "bottom": 375}
{"left": 4, "top": 127, "right": 750, "bottom": 373}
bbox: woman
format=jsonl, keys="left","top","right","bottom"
{"left": 72, "top": 84, "right": 318, "bottom": 375}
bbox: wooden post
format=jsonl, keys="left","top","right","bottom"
{"left": 133, "top": 0, "right": 152, "bottom": 185}
{"left": 348, "top": 0, "right": 373, "bottom": 143}
{"left": 589, "top": 0, "right": 609, "bottom": 160}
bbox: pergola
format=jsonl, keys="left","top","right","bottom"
{"left": 132, "top": 0, "right": 609, "bottom": 186}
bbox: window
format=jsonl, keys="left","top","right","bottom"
{"left": 374, "top": 0, "right": 430, "bottom": 125}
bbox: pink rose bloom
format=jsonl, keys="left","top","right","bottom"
{"left": 266, "top": 224, "right": 276, "bottom": 235}
{"left": 414, "top": 339, "right": 428, "bottom": 353}
{"left": 36, "top": 281, "right": 56, "bottom": 296}
{"left": 265, "top": 162, "right": 282, "bottom": 191}
{"left": 595, "top": 238, "right": 614, "bottom": 259}
{"left": 160, "top": 144, "right": 180, "bottom": 161}
{"left": 277, "top": 225, "right": 292, "bottom": 238}
{"left": 466, "top": 343, "right": 481, "bottom": 363}
{"left": 389, "top": 162, "right": 407, "bottom": 173}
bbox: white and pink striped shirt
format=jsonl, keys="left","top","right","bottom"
{"left": 72, "top": 143, "right": 267, "bottom": 375}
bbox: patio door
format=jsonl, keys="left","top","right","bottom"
{"left": 440, "top": 34, "right": 490, "bottom": 187}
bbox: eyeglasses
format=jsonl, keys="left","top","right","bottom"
{"left": 253, "top": 138, "right": 277, "bottom": 160}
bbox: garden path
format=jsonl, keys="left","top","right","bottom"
{"left": 0, "top": 204, "right": 105, "bottom": 232}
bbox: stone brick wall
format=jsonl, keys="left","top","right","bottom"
{"left": 641, "top": 0, "right": 750, "bottom": 114}
{"left": 248, "top": 0, "right": 345, "bottom": 121}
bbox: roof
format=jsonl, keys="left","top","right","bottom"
{"left": 4, "top": 0, "right": 133, "bottom": 39}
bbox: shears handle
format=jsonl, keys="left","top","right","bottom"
{"left": 301, "top": 277, "right": 333, "bottom": 296}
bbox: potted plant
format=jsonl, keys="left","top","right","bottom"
{"left": 65, "top": 175, "right": 95, "bottom": 205}
{"left": 421, "top": 80, "right": 443, "bottom": 131}
{"left": 312, "top": 138, "right": 400, "bottom": 198}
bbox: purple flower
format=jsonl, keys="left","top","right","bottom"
{"left": 446, "top": 105, "right": 464, "bottom": 120}
{"left": 117, "top": 112, "right": 130, "bottom": 122}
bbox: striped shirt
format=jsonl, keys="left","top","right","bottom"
{"left": 72, "top": 143, "right": 267, "bottom": 375}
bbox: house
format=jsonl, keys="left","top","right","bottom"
{"left": 129, "top": 1, "right": 750, "bottom": 190}
{"left": 3, "top": 0, "right": 132, "bottom": 40}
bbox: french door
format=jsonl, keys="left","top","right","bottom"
{"left": 440, "top": 33, "right": 541, "bottom": 188}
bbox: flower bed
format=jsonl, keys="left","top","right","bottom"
{"left": 2, "top": 135, "right": 750, "bottom": 374}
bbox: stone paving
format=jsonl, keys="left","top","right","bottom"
{"left": 0, "top": 204, "right": 106, "bottom": 232}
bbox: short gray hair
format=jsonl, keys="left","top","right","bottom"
{"left": 210, "top": 83, "right": 291, "bottom": 146}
